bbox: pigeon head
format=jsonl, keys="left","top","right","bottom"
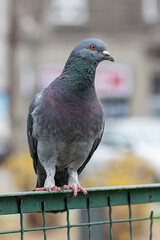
{"left": 73, "top": 38, "right": 114, "bottom": 63}
{"left": 62, "top": 38, "right": 114, "bottom": 88}
{"left": 64, "top": 38, "right": 114, "bottom": 73}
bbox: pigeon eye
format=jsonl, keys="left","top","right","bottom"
{"left": 90, "top": 45, "right": 96, "bottom": 50}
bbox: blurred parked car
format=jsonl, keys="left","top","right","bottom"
{"left": 90, "top": 118, "right": 160, "bottom": 174}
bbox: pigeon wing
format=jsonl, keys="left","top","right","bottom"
{"left": 27, "top": 107, "right": 38, "bottom": 174}
{"left": 78, "top": 122, "right": 105, "bottom": 175}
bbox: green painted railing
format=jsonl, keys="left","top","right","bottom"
{"left": 0, "top": 184, "right": 160, "bottom": 239}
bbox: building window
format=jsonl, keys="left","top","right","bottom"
{"left": 48, "top": 0, "right": 89, "bottom": 26}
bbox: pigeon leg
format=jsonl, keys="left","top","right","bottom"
{"left": 37, "top": 142, "right": 61, "bottom": 191}
{"left": 43, "top": 168, "right": 62, "bottom": 191}
{"left": 34, "top": 163, "right": 61, "bottom": 192}
{"left": 63, "top": 169, "right": 87, "bottom": 197}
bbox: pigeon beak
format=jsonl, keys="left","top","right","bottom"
{"left": 102, "top": 50, "right": 110, "bottom": 56}
{"left": 102, "top": 50, "right": 115, "bottom": 62}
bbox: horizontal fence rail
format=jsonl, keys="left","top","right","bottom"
{"left": 0, "top": 184, "right": 160, "bottom": 239}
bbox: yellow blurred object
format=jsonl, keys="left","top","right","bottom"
{"left": 105, "top": 153, "right": 156, "bottom": 186}
{"left": 83, "top": 153, "right": 156, "bottom": 188}
{"left": 4, "top": 151, "right": 36, "bottom": 191}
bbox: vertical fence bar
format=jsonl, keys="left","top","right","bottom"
{"left": 42, "top": 201, "right": 47, "bottom": 240}
{"left": 65, "top": 198, "right": 71, "bottom": 240}
{"left": 128, "top": 192, "right": 133, "bottom": 240}
{"left": 19, "top": 200, "right": 24, "bottom": 240}
{"left": 108, "top": 196, "right": 113, "bottom": 240}
{"left": 87, "top": 197, "right": 92, "bottom": 240}
{"left": 149, "top": 211, "right": 153, "bottom": 240}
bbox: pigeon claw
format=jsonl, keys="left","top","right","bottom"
{"left": 72, "top": 186, "right": 78, "bottom": 197}
{"left": 78, "top": 186, "right": 88, "bottom": 196}
{"left": 63, "top": 185, "right": 87, "bottom": 197}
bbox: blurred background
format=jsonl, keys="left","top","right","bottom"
{"left": 0, "top": 0, "right": 160, "bottom": 239}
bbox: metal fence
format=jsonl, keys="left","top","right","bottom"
{"left": 0, "top": 184, "right": 160, "bottom": 239}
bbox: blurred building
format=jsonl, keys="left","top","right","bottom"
{"left": 0, "top": 1, "right": 12, "bottom": 160}
{"left": 1, "top": 0, "right": 160, "bottom": 150}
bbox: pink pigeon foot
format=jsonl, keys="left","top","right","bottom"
{"left": 33, "top": 186, "right": 61, "bottom": 192}
{"left": 33, "top": 187, "right": 52, "bottom": 191}
{"left": 51, "top": 186, "right": 61, "bottom": 191}
{"left": 63, "top": 185, "right": 87, "bottom": 197}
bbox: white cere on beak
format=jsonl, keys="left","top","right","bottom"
{"left": 102, "top": 50, "right": 110, "bottom": 56}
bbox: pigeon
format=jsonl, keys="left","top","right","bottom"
{"left": 27, "top": 38, "right": 114, "bottom": 197}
